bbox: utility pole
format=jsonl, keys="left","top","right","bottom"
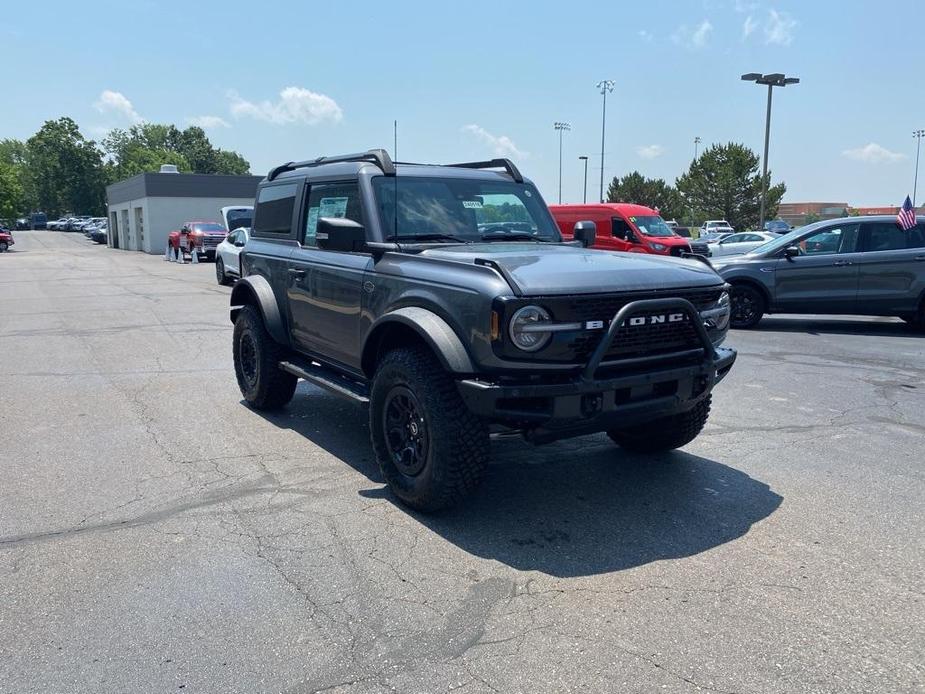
{"left": 579, "top": 156, "right": 589, "bottom": 203}
{"left": 393, "top": 120, "right": 398, "bottom": 160}
{"left": 694, "top": 136, "right": 701, "bottom": 162}
{"left": 914, "top": 130, "right": 924, "bottom": 208}
{"left": 596, "top": 80, "right": 615, "bottom": 203}
{"left": 554, "top": 122, "right": 571, "bottom": 204}
{"left": 741, "top": 72, "right": 800, "bottom": 229}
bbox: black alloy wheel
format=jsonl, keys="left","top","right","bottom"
{"left": 382, "top": 386, "right": 428, "bottom": 476}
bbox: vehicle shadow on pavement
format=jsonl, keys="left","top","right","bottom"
{"left": 256, "top": 383, "right": 782, "bottom": 578}
{"left": 753, "top": 316, "right": 922, "bottom": 338}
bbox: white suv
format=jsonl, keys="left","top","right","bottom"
{"left": 701, "top": 220, "right": 734, "bottom": 235}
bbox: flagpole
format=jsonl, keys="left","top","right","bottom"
{"left": 914, "top": 130, "right": 924, "bottom": 208}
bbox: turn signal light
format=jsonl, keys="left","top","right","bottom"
{"left": 490, "top": 311, "right": 500, "bottom": 341}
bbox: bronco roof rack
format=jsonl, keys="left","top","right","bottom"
{"left": 445, "top": 158, "right": 524, "bottom": 183}
{"left": 267, "top": 149, "right": 395, "bottom": 181}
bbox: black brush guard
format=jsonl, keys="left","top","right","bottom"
{"left": 457, "top": 298, "right": 736, "bottom": 442}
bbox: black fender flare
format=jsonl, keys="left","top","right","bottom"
{"left": 229, "top": 275, "right": 288, "bottom": 346}
{"left": 365, "top": 307, "right": 475, "bottom": 375}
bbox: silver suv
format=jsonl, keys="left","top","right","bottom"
{"left": 714, "top": 215, "right": 925, "bottom": 329}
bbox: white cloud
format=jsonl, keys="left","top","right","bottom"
{"left": 187, "top": 115, "right": 230, "bottom": 129}
{"left": 764, "top": 9, "right": 797, "bottom": 45}
{"left": 734, "top": 0, "right": 759, "bottom": 12}
{"left": 461, "top": 124, "right": 526, "bottom": 159}
{"left": 842, "top": 143, "right": 907, "bottom": 164}
{"left": 638, "top": 29, "right": 653, "bottom": 42}
{"left": 636, "top": 144, "right": 665, "bottom": 159}
{"left": 742, "top": 15, "right": 757, "bottom": 40}
{"left": 93, "top": 90, "right": 142, "bottom": 123}
{"left": 228, "top": 86, "right": 343, "bottom": 125}
{"left": 672, "top": 20, "right": 712, "bottom": 48}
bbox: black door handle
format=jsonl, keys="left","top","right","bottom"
{"left": 288, "top": 268, "right": 306, "bottom": 279}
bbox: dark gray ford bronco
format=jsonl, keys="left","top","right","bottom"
{"left": 230, "top": 150, "right": 736, "bottom": 511}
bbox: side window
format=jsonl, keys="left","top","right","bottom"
{"left": 302, "top": 181, "right": 364, "bottom": 247}
{"left": 253, "top": 183, "right": 298, "bottom": 235}
{"left": 861, "top": 222, "right": 922, "bottom": 252}
{"left": 743, "top": 234, "right": 763, "bottom": 242}
{"left": 612, "top": 218, "right": 631, "bottom": 239}
{"left": 798, "top": 223, "right": 859, "bottom": 255}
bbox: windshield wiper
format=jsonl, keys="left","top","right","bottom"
{"left": 387, "top": 233, "right": 471, "bottom": 243}
{"left": 480, "top": 232, "right": 549, "bottom": 242}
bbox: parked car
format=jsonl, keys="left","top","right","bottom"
{"left": 764, "top": 219, "right": 791, "bottom": 234}
{"left": 82, "top": 218, "right": 106, "bottom": 236}
{"left": 0, "top": 229, "right": 14, "bottom": 252}
{"left": 228, "top": 149, "right": 736, "bottom": 511}
{"left": 214, "top": 227, "right": 250, "bottom": 285}
{"left": 89, "top": 223, "right": 108, "bottom": 244}
{"left": 549, "top": 203, "right": 696, "bottom": 257}
{"left": 29, "top": 212, "right": 47, "bottom": 230}
{"left": 66, "top": 216, "right": 92, "bottom": 231}
{"left": 708, "top": 231, "right": 779, "bottom": 258}
{"left": 701, "top": 220, "right": 734, "bottom": 236}
{"left": 713, "top": 216, "right": 925, "bottom": 329}
{"left": 14, "top": 218, "right": 30, "bottom": 230}
{"left": 672, "top": 226, "right": 693, "bottom": 238}
{"left": 699, "top": 231, "right": 735, "bottom": 245}
{"left": 47, "top": 217, "right": 68, "bottom": 230}
{"left": 168, "top": 221, "right": 227, "bottom": 260}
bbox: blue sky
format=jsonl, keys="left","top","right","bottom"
{"left": 3, "top": 0, "right": 923, "bottom": 207}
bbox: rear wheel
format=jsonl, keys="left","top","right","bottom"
{"left": 729, "top": 284, "right": 766, "bottom": 329}
{"left": 370, "top": 346, "right": 488, "bottom": 512}
{"left": 608, "top": 396, "right": 712, "bottom": 453}
{"left": 233, "top": 305, "right": 297, "bottom": 410}
{"left": 0, "top": 242, "right": 8, "bottom": 252}
{"left": 902, "top": 300, "right": 925, "bottom": 332}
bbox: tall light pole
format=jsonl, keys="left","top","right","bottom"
{"left": 554, "top": 122, "right": 571, "bottom": 204}
{"left": 578, "top": 155, "right": 589, "bottom": 203}
{"left": 693, "top": 136, "right": 702, "bottom": 162}
{"left": 742, "top": 72, "right": 799, "bottom": 229}
{"left": 914, "top": 129, "right": 924, "bottom": 208}
{"left": 596, "top": 79, "right": 615, "bottom": 203}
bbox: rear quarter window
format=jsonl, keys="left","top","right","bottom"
{"left": 254, "top": 183, "right": 298, "bottom": 235}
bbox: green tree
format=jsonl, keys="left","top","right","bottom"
{"left": 676, "top": 143, "right": 785, "bottom": 230}
{"left": 0, "top": 160, "right": 25, "bottom": 220}
{"left": 26, "top": 118, "right": 106, "bottom": 216}
{"left": 102, "top": 123, "right": 250, "bottom": 176}
{"left": 606, "top": 171, "right": 684, "bottom": 220}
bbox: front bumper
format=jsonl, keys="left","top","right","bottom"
{"left": 456, "top": 297, "right": 736, "bottom": 443}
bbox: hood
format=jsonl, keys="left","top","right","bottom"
{"left": 419, "top": 243, "right": 722, "bottom": 296}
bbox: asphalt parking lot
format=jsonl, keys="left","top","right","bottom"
{"left": 1, "top": 231, "right": 923, "bottom": 693}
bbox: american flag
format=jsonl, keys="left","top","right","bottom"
{"left": 897, "top": 195, "right": 916, "bottom": 231}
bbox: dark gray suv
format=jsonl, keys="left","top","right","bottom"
{"left": 229, "top": 150, "right": 736, "bottom": 510}
{"left": 715, "top": 216, "right": 925, "bottom": 329}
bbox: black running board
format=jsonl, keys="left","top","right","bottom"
{"left": 278, "top": 359, "right": 370, "bottom": 405}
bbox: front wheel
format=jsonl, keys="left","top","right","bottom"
{"left": 608, "top": 396, "right": 712, "bottom": 453}
{"left": 369, "top": 346, "right": 488, "bottom": 512}
{"left": 729, "top": 284, "right": 766, "bottom": 329}
{"left": 232, "top": 305, "right": 297, "bottom": 410}
{"left": 0, "top": 242, "right": 8, "bottom": 252}
{"left": 215, "top": 257, "right": 232, "bottom": 285}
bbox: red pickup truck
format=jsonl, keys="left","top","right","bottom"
{"left": 168, "top": 221, "right": 227, "bottom": 260}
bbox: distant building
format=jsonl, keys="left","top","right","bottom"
{"left": 106, "top": 169, "right": 261, "bottom": 254}
{"left": 776, "top": 202, "right": 848, "bottom": 228}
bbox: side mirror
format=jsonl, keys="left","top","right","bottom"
{"left": 573, "top": 220, "right": 596, "bottom": 248}
{"left": 317, "top": 217, "right": 366, "bottom": 252}
{"left": 784, "top": 245, "right": 800, "bottom": 259}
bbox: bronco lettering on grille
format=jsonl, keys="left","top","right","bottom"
{"left": 627, "top": 313, "right": 687, "bottom": 326}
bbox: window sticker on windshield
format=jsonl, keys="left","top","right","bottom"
{"left": 462, "top": 200, "right": 483, "bottom": 209}
{"left": 319, "top": 197, "right": 349, "bottom": 218}
{"left": 524, "top": 190, "right": 532, "bottom": 197}
{"left": 629, "top": 216, "right": 637, "bottom": 222}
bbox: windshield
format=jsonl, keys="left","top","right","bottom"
{"left": 630, "top": 215, "right": 675, "bottom": 237}
{"left": 372, "top": 177, "right": 560, "bottom": 242}
{"left": 192, "top": 223, "right": 226, "bottom": 232}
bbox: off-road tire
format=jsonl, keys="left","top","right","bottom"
{"left": 216, "top": 257, "right": 232, "bottom": 285}
{"left": 370, "top": 346, "right": 488, "bottom": 512}
{"left": 729, "top": 284, "right": 766, "bottom": 329}
{"left": 608, "top": 395, "right": 712, "bottom": 453}
{"left": 233, "top": 305, "right": 297, "bottom": 410}
{"left": 901, "top": 300, "right": 925, "bottom": 332}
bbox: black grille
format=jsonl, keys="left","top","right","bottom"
{"left": 567, "top": 313, "right": 700, "bottom": 361}
{"left": 669, "top": 244, "right": 692, "bottom": 256}
{"left": 689, "top": 242, "right": 710, "bottom": 255}
{"left": 559, "top": 289, "right": 720, "bottom": 322}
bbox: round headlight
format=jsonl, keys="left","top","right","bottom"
{"left": 509, "top": 305, "right": 552, "bottom": 352}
